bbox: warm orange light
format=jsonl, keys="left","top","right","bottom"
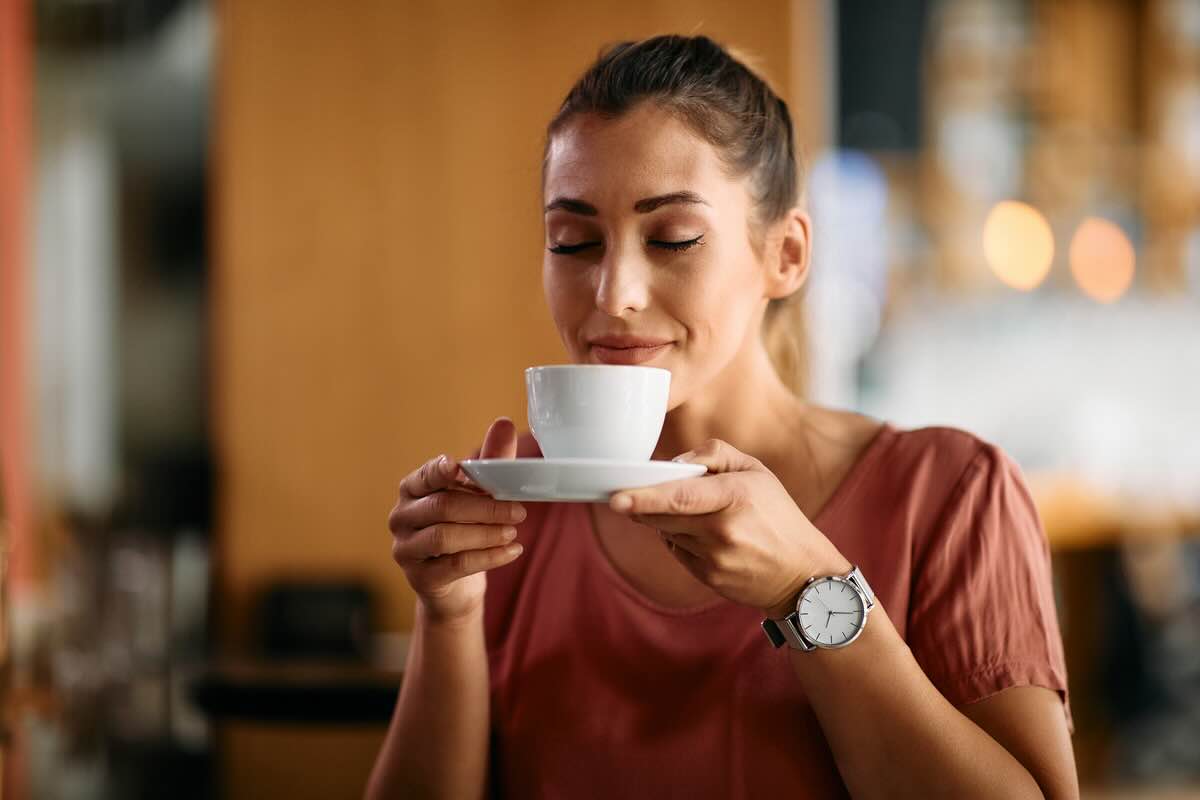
{"left": 1069, "top": 217, "right": 1135, "bottom": 303}
{"left": 982, "top": 201, "right": 1055, "bottom": 291}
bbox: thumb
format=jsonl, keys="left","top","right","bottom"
{"left": 479, "top": 416, "right": 519, "bottom": 460}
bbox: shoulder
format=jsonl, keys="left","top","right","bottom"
{"left": 888, "top": 424, "right": 993, "bottom": 473}
{"left": 804, "top": 407, "right": 988, "bottom": 484}
{"left": 895, "top": 425, "right": 1028, "bottom": 502}
{"left": 881, "top": 424, "right": 1025, "bottom": 505}
{"left": 854, "top": 422, "right": 1040, "bottom": 550}
{"left": 799, "top": 408, "right": 1000, "bottom": 518}
{"left": 887, "top": 425, "right": 1045, "bottom": 559}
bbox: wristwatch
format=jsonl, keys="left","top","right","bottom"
{"left": 761, "top": 565, "right": 875, "bottom": 651}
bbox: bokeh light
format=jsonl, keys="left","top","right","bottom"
{"left": 982, "top": 201, "right": 1055, "bottom": 291}
{"left": 1069, "top": 217, "right": 1136, "bottom": 304}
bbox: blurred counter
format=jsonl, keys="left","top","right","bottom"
{"left": 1031, "top": 473, "right": 1200, "bottom": 550}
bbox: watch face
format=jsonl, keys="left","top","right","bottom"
{"left": 798, "top": 577, "right": 866, "bottom": 648}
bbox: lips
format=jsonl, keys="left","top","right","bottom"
{"left": 587, "top": 334, "right": 674, "bottom": 365}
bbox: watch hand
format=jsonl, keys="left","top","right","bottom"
{"left": 825, "top": 609, "right": 832, "bottom": 627}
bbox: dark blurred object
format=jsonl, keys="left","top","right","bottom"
{"left": 124, "top": 449, "right": 212, "bottom": 531}
{"left": 191, "top": 580, "right": 393, "bottom": 724}
{"left": 256, "top": 581, "right": 375, "bottom": 662}
{"left": 108, "top": 740, "right": 214, "bottom": 800}
{"left": 189, "top": 660, "right": 398, "bottom": 724}
{"left": 838, "top": 0, "right": 929, "bottom": 152}
{"left": 36, "top": 0, "right": 188, "bottom": 52}
{"left": 1111, "top": 537, "right": 1200, "bottom": 783}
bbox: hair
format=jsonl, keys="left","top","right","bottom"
{"left": 543, "top": 34, "right": 809, "bottom": 396}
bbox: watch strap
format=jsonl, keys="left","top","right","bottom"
{"left": 760, "top": 617, "right": 787, "bottom": 647}
{"left": 848, "top": 565, "right": 875, "bottom": 607}
{"left": 761, "top": 614, "right": 816, "bottom": 651}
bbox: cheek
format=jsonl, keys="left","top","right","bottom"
{"left": 543, "top": 264, "right": 588, "bottom": 329}
{"left": 677, "top": 251, "right": 759, "bottom": 344}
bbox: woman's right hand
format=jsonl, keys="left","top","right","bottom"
{"left": 388, "top": 417, "right": 527, "bottom": 624}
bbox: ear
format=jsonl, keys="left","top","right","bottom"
{"left": 764, "top": 208, "right": 811, "bottom": 301}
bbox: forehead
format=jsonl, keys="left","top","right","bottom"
{"left": 544, "top": 103, "right": 734, "bottom": 203}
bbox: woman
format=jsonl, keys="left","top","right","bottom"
{"left": 367, "top": 35, "right": 1077, "bottom": 799}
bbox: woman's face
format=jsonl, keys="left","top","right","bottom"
{"left": 542, "top": 102, "right": 777, "bottom": 408}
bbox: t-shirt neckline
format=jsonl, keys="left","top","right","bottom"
{"left": 809, "top": 421, "right": 897, "bottom": 528}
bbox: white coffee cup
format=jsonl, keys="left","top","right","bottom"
{"left": 525, "top": 365, "right": 671, "bottom": 461}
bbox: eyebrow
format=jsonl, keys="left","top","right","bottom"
{"left": 544, "top": 191, "right": 710, "bottom": 216}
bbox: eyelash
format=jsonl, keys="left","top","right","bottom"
{"left": 548, "top": 235, "right": 705, "bottom": 255}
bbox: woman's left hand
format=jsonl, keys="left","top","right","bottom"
{"left": 610, "top": 438, "right": 850, "bottom": 618}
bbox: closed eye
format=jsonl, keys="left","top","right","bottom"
{"left": 649, "top": 235, "right": 704, "bottom": 252}
{"left": 547, "top": 241, "right": 599, "bottom": 255}
{"left": 547, "top": 235, "right": 705, "bottom": 255}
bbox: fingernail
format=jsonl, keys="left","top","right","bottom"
{"left": 672, "top": 452, "right": 694, "bottom": 463}
{"left": 502, "top": 526, "right": 517, "bottom": 541}
{"left": 611, "top": 494, "right": 632, "bottom": 512}
{"left": 510, "top": 504, "right": 527, "bottom": 522}
{"left": 507, "top": 543, "right": 523, "bottom": 557}
{"left": 438, "top": 454, "right": 452, "bottom": 473}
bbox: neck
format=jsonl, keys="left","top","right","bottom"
{"left": 653, "top": 333, "right": 807, "bottom": 467}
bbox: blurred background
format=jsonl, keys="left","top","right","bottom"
{"left": 0, "top": 0, "right": 1198, "bottom": 797}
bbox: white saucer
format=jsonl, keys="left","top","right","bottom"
{"left": 458, "top": 458, "right": 708, "bottom": 502}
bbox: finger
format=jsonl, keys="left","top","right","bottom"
{"left": 414, "top": 543, "right": 524, "bottom": 586}
{"left": 448, "top": 417, "right": 519, "bottom": 494}
{"left": 394, "top": 522, "right": 518, "bottom": 562}
{"left": 633, "top": 511, "right": 724, "bottom": 538}
{"left": 400, "top": 454, "right": 459, "bottom": 499}
{"left": 406, "top": 489, "right": 527, "bottom": 529}
{"left": 480, "top": 417, "right": 519, "bottom": 460}
{"left": 672, "top": 438, "right": 763, "bottom": 475}
{"left": 451, "top": 476, "right": 490, "bottom": 495}
{"left": 610, "top": 474, "right": 738, "bottom": 517}
{"left": 444, "top": 455, "right": 488, "bottom": 493}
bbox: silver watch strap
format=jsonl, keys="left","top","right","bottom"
{"left": 780, "top": 613, "right": 817, "bottom": 651}
{"left": 847, "top": 565, "right": 876, "bottom": 607}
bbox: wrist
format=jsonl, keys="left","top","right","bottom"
{"left": 417, "top": 596, "right": 485, "bottom": 631}
{"left": 762, "top": 550, "right": 854, "bottom": 620}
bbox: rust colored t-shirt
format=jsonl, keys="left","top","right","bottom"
{"left": 484, "top": 423, "right": 1070, "bottom": 799}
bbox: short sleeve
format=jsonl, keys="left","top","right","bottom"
{"left": 907, "top": 443, "right": 1072, "bottom": 729}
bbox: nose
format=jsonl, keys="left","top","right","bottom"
{"left": 594, "top": 249, "right": 650, "bottom": 317}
